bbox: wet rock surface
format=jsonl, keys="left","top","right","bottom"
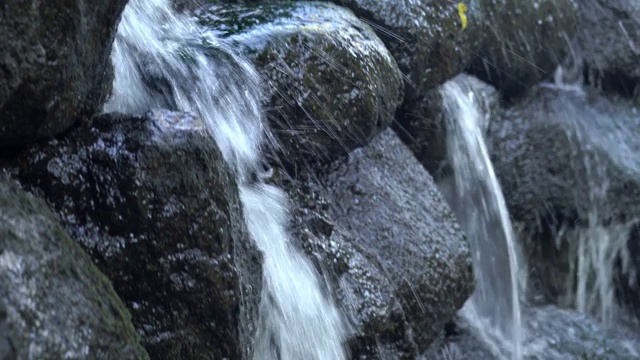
{"left": 283, "top": 175, "right": 418, "bottom": 359}
{"left": 0, "top": 0, "right": 128, "bottom": 147}
{"left": 426, "top": 306, "right": 640, "bottom": 360}
{"left": 468, "top": 0, "right": 579, "bottom": 97}
{"left": 395, "top": 74, "right": 500, "bottom": 177}
{"left": 0, "top": 177, "right": 149, "bottom": 360}
{"left": 317, "top": 129, "right": 474, "bottom": 353}
{"left": 331, "top": 0, "right": 479, "bottom": 99}
{"left": 488, "top": 85, "right": 640, "bottom": 225}
{"left": 3, "top": 111, "right": 262, "bottom": 360}
{"left": 197, "top": 1, "right": 404, "bottom": 167}
{"left": 574, "top": 0, "right": 640, "bottom": 95}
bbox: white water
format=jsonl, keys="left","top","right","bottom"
{"left": 105, "top": 0, "right": 347, "bottom": 358}
{"left": 439, "top": 79, "right": 524, "bottom": 360}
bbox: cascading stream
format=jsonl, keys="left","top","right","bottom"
{"left": 439, "top": 79, "right": 524, "bottom": 360}
{"left": 105, "top": 0, "right": 347, "bottom": 358}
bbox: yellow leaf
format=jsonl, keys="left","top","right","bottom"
{"left": 457, "top": 3, "right": 468, "bottom": 30}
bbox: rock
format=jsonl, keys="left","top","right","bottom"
{"left": 283, "top": 175, "right": 418, "bottom": 359}
{"left": 196, "top": 1, "right": 404, "bottom": 167}
{"left": 394, "top": 74, "right": 500, "bottom": 177}
{"left": 488, "top": 85, "right": 640, "bottom": 225}
{"left": 427, "top": 305, "right": 640, "bottom": 360}
{"left": 0, "top": 177, "right": 149, "bottom": 360}
{"left": 327, "top": 0, "right": 482, "bottom": 159}
{"left": 468, "top": 0, "right": 579, "bottom": 97}
{"left": 318, "top": 129, "right": 475, "bottom": 352}
{"left": 3, "top": 111, "right": 263, "bottom": 360}
{"left": 331, "top": 0, "right": 479, "bottom": 100}
{"left": 0, "top": 0, "right": 128, "bottom": 147}
{"left": 574, "top": 0, "right": 640, "bottom": 96}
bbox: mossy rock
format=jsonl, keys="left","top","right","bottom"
{"left": 0, "top": 177, "right": 148, "bottom": 360}
{"left": 3, "top": 110, "right": 263, "bottom": 360}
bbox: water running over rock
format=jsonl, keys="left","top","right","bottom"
{"left": 106, "top": 0, "right": 347, "bottom": 358}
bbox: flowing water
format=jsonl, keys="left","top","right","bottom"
{"left": 439, "top": 79, "right": 524, "bottom": 360}
{"left": 531, "top": 84, "right": 640, "bottom": 326}
{"left": 105, "top": 0, "right": 347, "bottom": 358}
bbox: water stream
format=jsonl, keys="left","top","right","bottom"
{"left": 105, "top": 0, "right": 347, "bottom": 358}
{"left": 439, "top": 79, "right": 524, "bottom": 360}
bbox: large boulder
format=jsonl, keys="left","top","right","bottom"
{"left": 574, "top": 0, "right": 640, "bottom": 95}
{"left": 330, "top": 0, "right": 479, "bottom": 98}
{"left": 0, "top": 177, "right": 149, "bottom": 360}
{"left": 3, "top": 111, "right": 263, "bottom": 360}
{"left": 0, "top": 0, "right": 128, "bottom": 147}
{"left": 196, "top": 2, "right": 404, "bottom": 168}
{"left": 488, "top": 85, "right": 640, "bottom": 225}
{"left": 290, "top": 129, "right": 474, "bottom": 355}
{"left": 467, "top": 0, "right": 579, "bottom": 96}
{"left": 283, "top": 176, "right": 418, "bottom": 359}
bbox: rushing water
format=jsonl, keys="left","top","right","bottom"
{"left": 439, "top": 78, "right": 524, "bottom": 360}
{"left": 105, "top": 0, "right": 347, "bottom": 358}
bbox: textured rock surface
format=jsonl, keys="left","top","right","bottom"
{"left": 197, "top": 1, "right": 404, "bottom": 167}
{"left": 488, "top": 86, "right": 640, "bottom": 224}
{"left": 3, "top": 111, "right": 262, "bottom": 360}
{"left": 573, "top": 0, "right": 640, "bottom": 96}
{"left": 0, "top": 0, "right": 128, "bottom": 146}
{"left": 468, "top": 0, "right": 579, "bottom": 96}
{"left": 331, "top": 0, "right": 479, "bottom": 99}
{"left": 283, "top": 176, "right": 417, "bottom": 359}
{"left": 0, "top": 177, "right": 149, "bottom": 360}
{"left": 395, "top": 74, "right": 500, "bottom": 177}
{"left": 319, "top": 129, "right": 475, "bottom": 353}
{"left": 426, "top": 306, "right": 640, "bottom": 360}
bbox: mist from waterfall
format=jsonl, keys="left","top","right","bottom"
{"left": 104, "top": 0, "right": 347, "bottom": 358}
{"left": 439, "top": 79, "right": 524, "bottom": 360}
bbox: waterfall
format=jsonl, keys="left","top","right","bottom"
{"left": 105, "top": 0, "right": 347, "bottom": 358}
{"left": 438, "top": 79, "right": 524, "bottom": 360}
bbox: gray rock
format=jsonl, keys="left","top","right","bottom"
{"left": 330, "top": 0, "right": 479, "bottom": 100}
{"left": 0, "top": 0, "right": 127, "bottom": 147}
{"left": 488, "top": 85, "right": 640, "bottom": 225}
{"left": 574, "top": 0, "right": 640, "bottom": 89}
{"left": 395, "top": 74, "right": 500, "bottom": 177}
{"left": 425, "top": 306, "right": 640, "bottom": 360}
{"left": 319, "top": 129, "right": 475, "bottom": 353}
{"left": 3, "top": 110, "right": 262, "bottom": 360}
{"left": 468, "top": 0, "right": 579, "bottom": 96}
{"left": 283, "top": 176, "right": 418, "bottom": 359}
{"left": 196, "top": 1, "right": 404, "bottom": 167}
{"left": 0, "top": 177, "right": 149, "bottom": 360}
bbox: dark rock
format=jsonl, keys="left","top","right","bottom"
{"left": 488, "top": 85, "right": 640, "bottom": 225}
{"left": 331, "top": 0, "right": 479, "bottom": 101}
{"left": 0, "top": 0, "right": 128, "bottom": 147}
{"left": 0, "top": 177, "right": 149, "bottom": 360}
{"left": 574, "top": 0, "right": 640, "bottom": 97}
{"left": 327, "top": 0, "right": 482, "bottom": 160}
{"left": 196, "top": 1, "right": 404, "bottom": 167}
{"left": 317, "top": 129, "right": 475, "bottom": 353}
{"left": 394, "top": 74, "right": 500, "bottom": 177}
{"left": 3, "top": 111, "right": 263, "bottom": 360}
{"left": 283, "top": 175, "right": 418, "bottom": 359}
{"left": 468, "top": 0, "right": 579, "bottom": 97}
